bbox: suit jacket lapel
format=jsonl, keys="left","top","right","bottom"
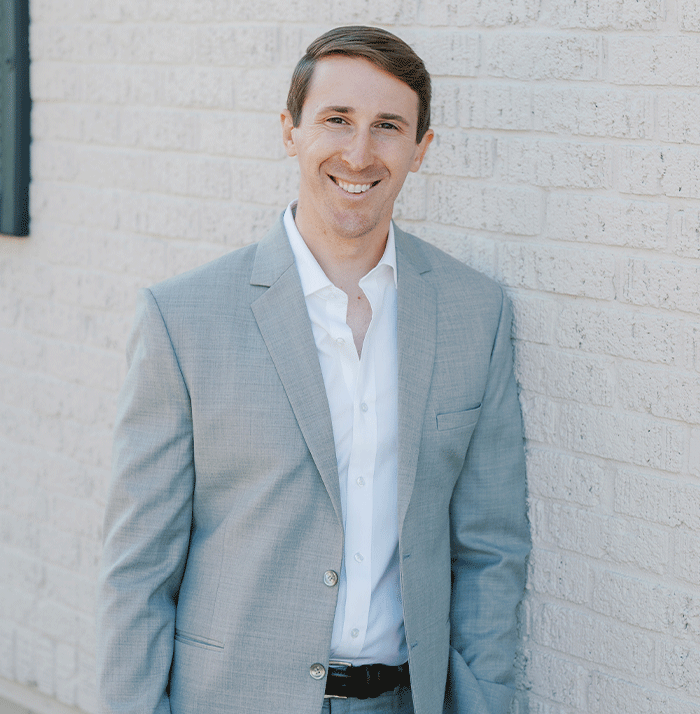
{"left": 250, "top": 220, "right": 342, "bottom": 523}
{"left": 395, "top": 226, "right": 437, "bottom": 534}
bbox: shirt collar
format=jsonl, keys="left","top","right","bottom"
{"left": 283, "top": 199, "right": 397, "bottom": 298}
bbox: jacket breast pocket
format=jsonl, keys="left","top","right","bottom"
{"left": 436, "top": 405, "right": 481, "bottom": 431}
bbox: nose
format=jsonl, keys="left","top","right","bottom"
{"left": 341, "top": 128, "right": 373, "bottom": 171}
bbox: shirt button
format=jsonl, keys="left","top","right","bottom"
{"left": 309, "top": 663, "right": 326, "bottom": 680}
{"left": 336, "top": 337, "right": 345, "bottom": 345}
{"left": 354, "top": 552, "right": 364, "bottom": 563}
{"left": 360, "top": 402, "right": 368, "bottom": 412}
{"left": 351, "top": 628, "right": 360, "bottom": 638}
{"left": 356, "top": 477, "right": 365, "bottom": 487}
{"left": 323, "top": 570, "right": 338, "bottom": 587}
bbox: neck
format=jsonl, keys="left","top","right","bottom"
{"left": 293, "top": 206, "right": 389, "bottom": 289}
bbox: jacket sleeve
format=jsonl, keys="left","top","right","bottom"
{"left": 97, "top": 288, "right": 194, "bottom": 714}
{"left": 445, "top": 288, "right": 530, "bottom": 714}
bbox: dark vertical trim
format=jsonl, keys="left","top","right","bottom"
{"left": 1, "top": 0, "right": 31, "bottom": 237}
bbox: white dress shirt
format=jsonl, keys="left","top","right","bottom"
{"left": 283, "top": 201, "right": 407, "bottom": 666}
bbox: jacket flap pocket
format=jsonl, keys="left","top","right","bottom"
{"left": 174, "top": 629, "right": 224, "bottom": 650}
{"left": 436, "top": 405, "right": 481, "bottom": 431}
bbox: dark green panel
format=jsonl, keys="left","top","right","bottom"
{"left": 0, "top": 0, "right": 31, "bottom": 236}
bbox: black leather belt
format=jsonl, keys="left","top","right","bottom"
{"left": 324, "top": 661, "right": 410, "bottom": 699}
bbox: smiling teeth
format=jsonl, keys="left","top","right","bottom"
{"left": 336, "top": 179, "right": 373, "bottom": 193}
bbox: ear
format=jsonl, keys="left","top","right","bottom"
{"left": 281, "top": 110, "right": 298, "bottom": 158}
{"left": 410, "top": 128, "right": 434, "bottom": 172}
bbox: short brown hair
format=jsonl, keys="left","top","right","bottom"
{"left": 287, "top": 26, "right": 431, "bottom": 143}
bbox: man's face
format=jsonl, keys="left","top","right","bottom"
{"left": 281, "top": 55, "right": 433, "bottom": 244}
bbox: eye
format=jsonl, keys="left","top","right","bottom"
{"left": 377, "top": 122, "right": 399, "bottom": 131}
{"left": 327, "top": 116, "right": 347, "bottom": 125}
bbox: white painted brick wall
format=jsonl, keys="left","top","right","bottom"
{"left": 1, "top": 1, "right": 699, "bottom": 713}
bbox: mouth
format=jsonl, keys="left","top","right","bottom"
{"left": 330, "top": 176, "right": 381, "bottom": 194}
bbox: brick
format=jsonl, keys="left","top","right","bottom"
{"left": 30, "top": 61, "right": 83, "bottom": 103}
{"left": 32, "top": 104, "right": 84, "bottom": 143}
{"left": 659, "top": 92, "right": 700, "bottom": 145}
{"left": 423, "top": 0, "right": 540, "bottom": 26}
{"left": 533, "top": 602, "right": 655, "bottom": 677}
{"left": 486, "top": 34, "right": 602, "bottom": 81}
{"left": 164, "top": 243, "right": 230, "bottom": 281}
{"left": 429, "top": 178, "right": 541, "bottom": 235}
{"left": 55, "top": 643, "right": 78, "bottom": 706}
{"left": 0, "top": 621, "right": 15, "bottom": 680}
{"left": 509, "top": 294, "right": 557, "bottom": 344}
{"left": 622, "top": 258, "right": 700, "bottom": 315}
{"left": 157, "top": 67, "right": 235, "bottom": 109}
{"left": 231, "top": 160, "right": 300, "bottom": 208}
{"left": 556, "top": 305, "right": 683, "bottom": 365}
{"left": 618, "top": 363, "right": 700, "bottom": 424}
{"left": 498, "top": 243, "right": 616, "bottom": 299}
{"left": 619, "top": 146, "right": 700, "bottom": 198}
{"left": 676, "top": 531, "right": 700, "bottom": 585}
{"left": 199, "top": 201, "right": 280, "bottom": 248}
{"left": 15, "top": 628, "right": 38, "bottom": 687}
{"left": 117, "top": 23, "right": 196, "bottom": 64}
{"left": 413, "top": 226, "right": 496, "bottom": 278}
{"left": 459, "top": 82, "right": 532, "bottom": 131}
{"left": 679, "top": 0, "right": 700, "bottom": 31}
{"left": 673, "top": 209, "right": 700, "bottom": 259}
{"left": 30, "top": 23, "right": 119, "bottom": 63}
{"left": 691, "top": 429, "right": 700, "bottom": 478}
{"left": 44, "top": 566, "right": 96, "bottom": 614}
{"left": 393, "top": 174, "right": 428, "bottom": 222}
{"left": 119, "top": 108, "right": 199, "bottom": 152}
{"left": 404, "top": 31, "right": 480, "bottom": 77}
{"left": 526, "top": 448, "right": 604, "bottom": 506}
{"left": 150, "top": 153, "right": 232, "bottom": 200}
{"left": 532, "top": 88, "right": 653, "bottom": 139}
{"left": 235, "top": 69, "right": 290, "bottom": 113}
{"left": 589, "top": 671, "right": 700, "bottom": 714}
{"left": 515, "top": 342, "right": 614, "bottom": 405}
{"left": 430, "top": 80, "right": 461, "bottom": 127}
{"left": 592, "top": 570, "right": 700, "bottom": 639}
{"left": 422, "top": 131, "right": 494, "bottom": 178}
{"left": 200, "top": 112, "right": 286, "bottom": 161}
{"left": 610, "top": 37, "right": 700, "bottom": 86}
{"left": 520, "top": 395, "right": 560, "bottom": 444}
{"left": 527, "top": 548, "right": 590, "bottom": 604}
{"left": 559, "top": 403, "right": 685, "bottom": 473}
{"left": 615, "top": 469, "right": 679, "bottom": 526}
{"left": 35, "top": 635, "right": 55, "bottom": 696}
{"left": 657, "top": 641, "right": 700, "bottom": 697}
{"left": 521, "top": 648, "right": 587, "bottom": 708}
{"left": 550, "top": 0, "right": 664, "bottom": 29}
{"left": 0, "top": 513, "right": 40, "bottom": 553}
{"left": 546, "top": 194, "right": 668, "bottom": 249}
{"left": 195, "top": 25, "right": 279, "bottom": 67}
{"left": 76, "top": 648, "right": 97, "bottom": 713}
{"left": 541, "top": 503, "right": 670, "bottom": 572}
{"left": 331, "top": 0, "right": 418, "bottom": 24}
{"left": 2, "top": 368, "right": 116, "bottom": 430}
{"left": 499, "top": 139, "right": 613, "bottom": 189}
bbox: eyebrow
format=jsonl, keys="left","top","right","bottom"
{"left": 317, "top": 106, "right": 411, "bottom": 126}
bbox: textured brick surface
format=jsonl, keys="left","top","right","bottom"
{"left": 2, "top": 2, "right": 699, "bottom": 713}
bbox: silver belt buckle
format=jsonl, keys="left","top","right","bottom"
{"left": 323, "top": 660, "right": 351, "bottom": 699}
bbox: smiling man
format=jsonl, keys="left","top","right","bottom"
{"left": 97, "top": 26, "right": 530, "bottom": 714}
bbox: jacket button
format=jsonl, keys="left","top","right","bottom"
{"left": 323, "top": 570, "right": 338, "bottom": 587}
{"left": 309, "top": 663, "right": 326, "bottom": 680}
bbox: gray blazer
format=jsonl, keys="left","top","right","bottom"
{"left": 97, "top": 218, "right": 530, "bottom": 714}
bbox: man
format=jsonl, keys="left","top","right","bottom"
{"left": 97, "top": 26, "right": 530, "bottom": 714}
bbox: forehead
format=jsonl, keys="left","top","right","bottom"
{"left": 302, "top": 55, "right": 420, "bottom": 124}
